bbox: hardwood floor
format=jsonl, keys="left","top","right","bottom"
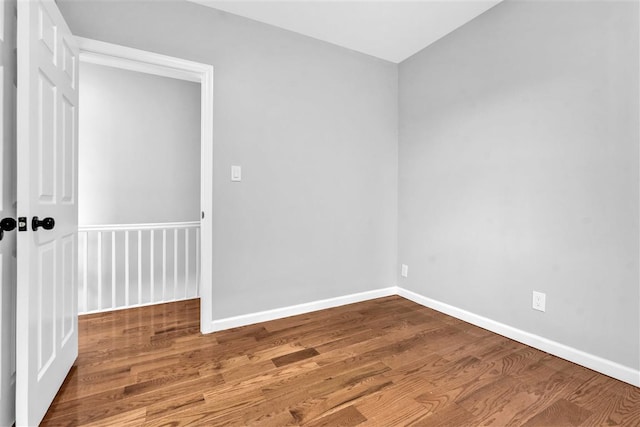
{"left": 41, "top": 296, "right": 640, "bottom": 426}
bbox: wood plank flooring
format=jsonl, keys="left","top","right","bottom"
{"left": 41, "top": 296, "right": 640, "bottom": 426}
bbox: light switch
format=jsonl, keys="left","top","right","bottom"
{"left": 231, "top": 165, "right": 241, "bottom": 182}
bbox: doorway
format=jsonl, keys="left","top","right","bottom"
{"left": 12, "top": 3, "right": 214, "bottom": 423}
{"left": 78, "top": 57, "right": 201, "bottom": 313}
{"left": 76, "top": 37, "right": 214, "bottom": 332}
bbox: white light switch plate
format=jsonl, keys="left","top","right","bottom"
{"left": 231, "top": 165, "right": 242, "bottom": 182}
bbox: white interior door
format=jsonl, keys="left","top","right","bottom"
{"left": 16, "top": 0, "right": 79, "bottom": 425}
{"left": 0, "top": 0, "right": 17, "bottom": 425}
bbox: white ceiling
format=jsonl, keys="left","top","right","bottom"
{"left": 189, "top": 1, "right": 502, "bottom": 63}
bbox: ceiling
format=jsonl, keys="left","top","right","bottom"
{"left": 189, "top": 1, "right": 502, "bottom": 63}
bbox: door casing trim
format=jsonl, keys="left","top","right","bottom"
{"left": 76, "top": 37, "right": 215, "bottom": 333}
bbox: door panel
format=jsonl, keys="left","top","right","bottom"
{"left": 0, "top": 0, "right": 17, "bottom": 425}
{"left": 16, "top": 0, "right": 79, "bottom": 425}
{"left": 61, "top": 95, "right": 75, "bottom": 204}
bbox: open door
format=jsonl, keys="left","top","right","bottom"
{"left": 16, "top": 0, "right": 79, "bottom": 425}
{"left": 0, "top": 0, "right": 17, "bottom": 425}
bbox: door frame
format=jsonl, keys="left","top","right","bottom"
{"left": 76, "top": 37, "right": 214, "bottom": 333}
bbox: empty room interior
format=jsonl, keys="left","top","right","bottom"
{"left": 4, "top": 0, "right": 640, "bottom": 425}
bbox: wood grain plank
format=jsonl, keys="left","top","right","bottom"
{"left": 272, "top": 348, "right": 320, "bottom": 367}
{"left": 522, "top": 399, "right": 592, "bottom": 427}
{"left": 304, "top": 405, "right": 367, "bottom": 427}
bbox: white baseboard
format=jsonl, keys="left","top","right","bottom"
{"left": 396, "top": 287, "right": 640, "bottom": 387}
{"left": 208, "top": 287, "right": 397, "bottom": 332}
{"left": 206, "top": 285, "right": 639, "bottom": 387}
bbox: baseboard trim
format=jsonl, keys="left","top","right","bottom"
{"left": 206, "top": 285, "right": 638, "bottom": 387}
{"left": 208, "top": 287, "right": 397, "bottom": 332}
{"left": 396, "top": 287, "right": 640, "bottom": 387}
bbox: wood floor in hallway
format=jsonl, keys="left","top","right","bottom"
{"left": 41, "top": 296, "right": 640, "bottom": 426}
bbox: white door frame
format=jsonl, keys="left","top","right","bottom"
{"left": 76, "top": 37, "right": 214, "bottom": 333}
{"left": 0, "top": 0, "right": 17, "bottom": 424}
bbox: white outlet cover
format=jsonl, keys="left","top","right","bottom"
{"left": 401, "top": 264, "right": 408, "bottom": 278}
{"left": 532, "top": 291, "right": 546, "bottom": 312}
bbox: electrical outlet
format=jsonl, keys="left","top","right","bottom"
{"left": 532, "top": 291, "right": 546, "bottom": 312}
{"left": 401, "top": 264, "right": 408, "bottom": 278}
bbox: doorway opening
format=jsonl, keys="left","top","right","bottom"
{"left": 76, "top": 38, "right": 213, "bottom": 332}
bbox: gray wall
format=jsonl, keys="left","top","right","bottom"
{"left": 62, "top": 0, "right": 639, "bottom": 371}
{"left": 79, "top": 62, "right": 201, "bottom": 225}
{"left": 60, "top": 0, "right": 399, "bottom": 319}
{"left": 399, "top": 0, "right": 639, "bottom": 369}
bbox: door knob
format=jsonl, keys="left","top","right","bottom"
{"left": 0, "top": 218, "right": 16, "bottom": 231}
{"left": 0, "top": 217, "right": 17, "bottom": 241}
{"left": 32, "top": 216, "right": 55, "bottom": 231}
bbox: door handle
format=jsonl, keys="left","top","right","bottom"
{"left": 1, "top": 218, "right": 16, "bottom": 232}
{"left": 32, "top": 216, "right": 55, "bottom": 231}
{"left": 0, "top": 217, "right": 17, "bottom": 241}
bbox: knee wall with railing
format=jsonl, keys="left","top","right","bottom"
{"left": 78, "top": 221, "right": 200, "bottom": 314}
